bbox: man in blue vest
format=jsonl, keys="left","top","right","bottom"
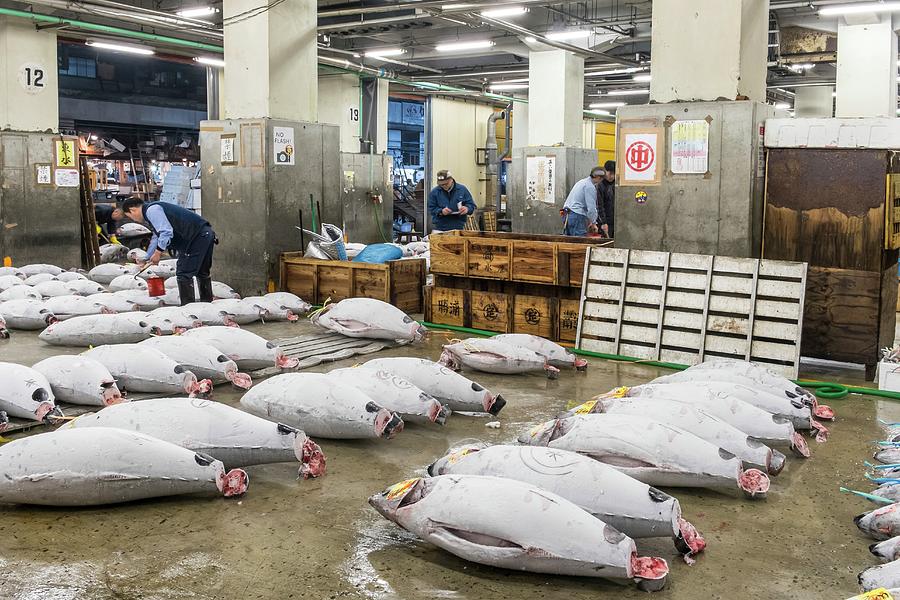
{"left": 428, "top": 169, "right": 476, "bottom": 233}
{"left": 121, "top": 198, "right": 216, "bottom": 306}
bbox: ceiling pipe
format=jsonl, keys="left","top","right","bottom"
{"left": 770, "top": 0, "right": 877, "bottom": 9}
{"left": 319, "top": 0, "right": 592, "bottom": 19}
{"left": 320, "top": 45, "right": 443, "bottom": 74}
{"left": 319, "top": 13, "right": 435, "bottom": 33}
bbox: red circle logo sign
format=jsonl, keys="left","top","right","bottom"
{"left": 626, "top": 141, "right": 655, "bottom": 173}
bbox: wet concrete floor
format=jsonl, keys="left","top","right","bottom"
{"left": 0, "top": 321, "right": 891, "bottom": 599}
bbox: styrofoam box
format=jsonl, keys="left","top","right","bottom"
{"left": 765, "top": 118, "right": 900, "bottom": 149}
{"left": 190, "top": 178, "right": 201, "bottom": 189}
{"left": 878, "top": 360, "right": 900, "bottom": 390}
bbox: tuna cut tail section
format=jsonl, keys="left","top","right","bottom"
{"left": 738, "top": 468, "right": 770, "bottom": 499}
{"left": 438, "top": 348, "right": 461, "bottom": 371}
{"left": 631, "top": 555, "right": 669, "bottom": 592}
{"left": 674, "top": 517, "right": 707, "bottom": 564}
{"left": 297, "top": 438, "right": 327, "bottom": 479}
{"left": 217, "top": 468, "right": 249, "bottom": 497}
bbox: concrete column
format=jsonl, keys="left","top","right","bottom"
{"left": 650, "top": 0, "right": 769, "bottom": 103}
{"left": 222, "top": 0, "right": 317, "bottom": 120}
{"left": 511, "top": 99, "right": 528, "bottom": 148}
{"left": 360, "top": 77, "right": 389, "bottom": 154}
{"left": 527, "top": 50, "right": 584, "bottom": 146}
{"left": 0, "top": 17, "right": 58, "bottom": 131}
{"left": 795, "top": 86, "right": 834, "bottom": 117}
{"left": 317, "top": 73, "right": 361, "bottom": 153}
{"left": 835, "top": 21, "right": 897, "bottom": 118}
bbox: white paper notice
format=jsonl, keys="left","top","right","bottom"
{"left": 622, "top": 132, "right": 659, "bottom": 182}
{"left": 220, "top": 136, "right": 235, "bottom": 164}
{"left": 54, "top": 168, "right": 79, "bottom": 188}
{"left": 670, "top": 120, "right": 710, "bottom": 174}
{"left": 36, "top": 164, "right": 51, "bottom": 185}
{"left": 525, "top": 156, "right": 555, "bottom": 205}
{"left": 273, "top": 126, "right": 295, "bottom": 165}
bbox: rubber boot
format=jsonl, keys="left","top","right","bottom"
{"left": 197, "top": 276, "right": 214, "bottom": 303}
{"left": 177, "top": 277, "right": 196, "bottom": 306}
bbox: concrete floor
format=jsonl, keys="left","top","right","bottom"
{"left": 0, "top": 320, "right": 890, "bottom": 599}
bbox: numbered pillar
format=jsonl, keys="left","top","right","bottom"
{"left": 0, "top": 16, "right": 59, "bottom": 131}
{"left": 318, "top": 73, "right": 362, "bottom": 152}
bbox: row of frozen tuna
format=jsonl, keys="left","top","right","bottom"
{"left": 0, "top": 398, "right": 328, "bottom": 505}
{"left": 368, "top": 358, "right": 833, "bottom": 591}
{"left": 845, "top": 421, "right": 900, "bottom": 592}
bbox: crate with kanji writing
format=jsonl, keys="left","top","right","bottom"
{"left": 425, "top": 286, "right": 466, "bottom": 327}
{"left": 558, "top": 299, "right": 580, "bottom": 343}
{"left": 470, "top": 290, "right": 511, "bottom": 333}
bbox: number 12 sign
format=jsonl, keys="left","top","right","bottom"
{"left": 18, "top": 63, "right": 47, "bottom": 95}
{"left": 619, "top": 128, "right": 662, "bottom": 186}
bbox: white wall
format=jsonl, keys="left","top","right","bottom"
{"left": 582, "top": 120, "right": 597, "bottom": 149}
{"left": 836, "top": 21, "right": 898, "bottom": 117}
{"left": 0, "top": 17, "right": 58, "bottom": 131}
{"left": 528, "top": 50, "right": 584, "bottom": 146}
{"left": 430, "top": 97, "right": 498, "bottom": 205}
{"left": 795, "top": 86, "right": 834, "bottom": 117}
{"left": 223, "top": 0, "right": 317, "bottom": 121}
{"left": 511, "top": 100, "right": 528, "bottom": 149}
{"left": 318, "top": 74, "right": 361, "bottom": 152}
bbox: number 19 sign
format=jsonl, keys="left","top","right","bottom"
{"left": 620, "top": 129, "right": 661, "bottom": 185}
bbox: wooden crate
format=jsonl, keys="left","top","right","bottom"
{"left": 513, "top": 294, "right": 554, "bottom": 339}
{"left": 430, "top": 231, "right": 611, "bottom": 286}
{"left": 470, "top": 290, "right": 511, "bottom": 333}
{"left": 558, "top": 298, "right": 580, "bottom": 343}
{"left": 280, "top": 254, "right": 426, "bottom": 314}
{"left": 425, "top": 286, "right": 467, "bottom": 327}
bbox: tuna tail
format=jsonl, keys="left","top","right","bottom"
{"left": 275, "top": 352, "right": 299, "bottom": 369}
{"left": 433, "top": 404, "right": 452, "bottom": 426}
{"left": 296, "top": 437, "right": 326, "bottom": 479}
{"left": 0, "top": 410, "right": 8, "bottom": 432}
{"left": 223, "top": 315, "right": 240, "bottom": 328}
{"left": 631, "top": 555, "right": 669, "bottom": 592}
{"left": 217, "top": 468, "right": 249, "bottom": 497}
{"left": 186, "top": 376, "right": 213, "bottom": 398}
{"left": 486, "top": 393, "right": 506, "bottom": 416}
{"left": 286, "top": 310, "right": 299, "bottom": 322}
{"left": 573, "top": 357, "right": 589, "bottom": 371}
{"left": 544, "top": 363, "right": 560, "bottom": 379}
{"left": 769, "top": 450, "right": 787, "bottom": 475}
{"left": 810, "top": 419, "right": 829, "bottom": 443}
{"left": 738, "top": 468, "right": 770, "bottom": 499}
{"left": 790, "top": 432, "right": 811, "bottom": 458}
{"left": 226, "top": 371, "right": 253, "bottom": 390}
{"left": 813, "top": 402, "right": 835, "bottom": 420}
{"left": 375, "top": 410, "right": 404, "bottom": 439}
{"left": 438, "top": 348, "right": 461, "bottom": 371}
{"left": 673, "top": 517, "right": 707, "bottom": 562}
{"left": 0, "top": 327, "right": 9, "bottom": 339}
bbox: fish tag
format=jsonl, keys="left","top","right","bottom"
{"left": 446, "top": 448, "right": 475, "bottom": 465}
{"left": 610, "top": 386, "right": 630, "bottom": 398}
{"left": 849, "top": 590, "right": 895, "bottom": 600}
{"left": 573, "top": 400, "right": 598, "bottom": 414}
{"left": 386, "top": 478, "right": 420, "bottom": 501}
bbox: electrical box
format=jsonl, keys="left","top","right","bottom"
{"left": 199, "top": 118, "right": 341, "bottom": 295}
{"left": 330, "top": 152, "right": 393, "bottom": 245}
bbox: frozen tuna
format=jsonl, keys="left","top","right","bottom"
{"left": 0, "top": 313, "right": 7, "bottom": 339}
{"left": 0, "top": 299, "right": 56, "bottom": 330}
{"left": 89, "top": 263, "right": 134, "bottom": 285}
{"left": 440, "top": 337, "right": 560, "bottom": 378}
{"left": 578, "top": 397, "right": 783, "bottom": 475}
{"left": 139, "top": 336, "right": 251, "bottom": 389}
{"left": 82, "top": 344, "right": 210, "bottom": 396}
{"left": 363, "top": 357, "right": 505, "bottom": 415}
{"left": 108, "top": 274, "right": 148, "bottom": 292}
{"left": 145, "top": 306, "right": 203, "bottom": 334}
{"left": 66, "top": 279, "right": 106, "bottom": 296}
{"left": 241, "top": 373, "right": 404, "bottom": 439}
{"left": 211, "top": 299, "right": 266, "bottom": 325}
{"left": 0, "top": 362, "right": 63, "bottom": 423}
{"left": 589, "top": 384, "right": 810, "bottom": 457}
{"left": 43, "top": 295, "right": 113, "bottom": 320}
{"left": 35, "top": 280, "right": 79, "bottom": 298}
{"left": 311, "top": 298, "right": 427, "bottom": 342}
{"left": 39, "top": 313, "right": 160, "bottom": 346}
{"left": 23, "top": 273, "right": 56, "bottom": 286}
{"left": 56, "top": 271, "right": 87, "bottom": 283}
{"left": 117, "top": 222, "right": 152, "bottom": 238}
{"left": 878, "top": 446, "right": 900, "bottom": 465}
{"left": 183, "top": 302, "right": 239, "bottom": 327}
{"left": 32, "top": 355, "right": 124, "bottom": 406}
{"left": 859, "top": 560, "right": 900, "bottom": 591}
{"left": 182, "top": 326, "right": 298, "bottom": 370}
{"left": 99, "top": 243, "right": 129, "bottom": 264}
{"left": 66, "top": 398, "right": 325, "bottom": 478}
{"left": 856, "top": 503, "right": 900, "bottom": 540}
{"left": 492, "top": 333, "right": 589, "bottom": 370}
{"left": 0, "top": 267, "right": 25, "bottom": 279}
{"left": 112, "top": 289, "right": 164, "bottom": 310}
{"left": 369, "top": 474, "right": 669, "bottom": 591}
{"left": 520, "top": 414, "right": 770, "bottom": 498}
{"left": 244, "top": 296, "right": 299, "bottom": 322}
{"left": 20, "top": 264, "right": 63, "bottom": 277}
{"left": 88, "top": 293, "right": 140, "bottom": 313}
{"left": 0, "top": 428, "right": 247, "bottom": 505}
{"left": 428, "top": 444, "right": 705, "bottom": 558}
{"left": 0, "top": 275, "right": 28, "bottom": 291}
{"left": 163, "top": 278, "right": 239, "bottom": 299}
{"left": 264, "top": 292, "right": 312, "bottom": 315}
{"left": 329, "top": 367, "right": 449, "bottom": 425}
{"left": 0, "top": 285, "right": 41, "bottom": 302}
{"left": 139, "top": 264, "right": 176, "bottom": 279}
{"left": 872, "top": 536, "right": 900, "bottom": 562}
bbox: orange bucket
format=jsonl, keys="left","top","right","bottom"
{"left": 146, "top": 276, "right": 166, "bottom": 297}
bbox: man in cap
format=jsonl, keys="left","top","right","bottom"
{"left": 561, "top": 167, "right": 602, "bottom": 236}
{"left": 428, "top": 169, "right": 477, "bottom": 234}
{"left": 597, "top": 160, "right": 616, "bottom": 238}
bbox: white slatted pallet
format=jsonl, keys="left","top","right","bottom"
{"left": 575, "top": 247, "right": 808, "bottom": 378}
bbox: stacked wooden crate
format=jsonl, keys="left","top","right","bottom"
{"left": 425, "top": 231, "right": 611, "bottom": 342}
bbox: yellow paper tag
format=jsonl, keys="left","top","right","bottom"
{"left": 573, "top": 400, "right": 598, "bottom": 414}
{"left": 446, "top": 448, "right": 474, "bottom": 465}
{"left": 610, "top": 386, "right": 630, "bottom": 398}
{"left": 849, "top": 589, "right": 895, "bottom": 600}
{"left": 386, "top": 478, "right": 419, "bottom": 501}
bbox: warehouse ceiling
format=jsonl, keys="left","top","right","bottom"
{"left": 0, "top": 0, "right": 889, "bottom": 112}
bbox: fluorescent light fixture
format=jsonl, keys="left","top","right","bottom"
{"left": 442, "top": 3, "right": 474, "bottom": 8}
{"left": 490, "top": 83, "right": 528, "bottom": 90}
{"left": 436, "top": 40, "right": 495, "bottom": 52}
{"left": 820, "top": 1, "right": 900, "bottom": 16}
{"left": 789, "top": 63, "right": 814, "bottom": 71}
{"left": 546, "top": 30, "right": 592, "bottom": 41}
{"left": 411, "top": 81, "right": 443, "bottom": 90}
{"left": 365, "top": 48, "right": 405, "bottom": 57}
{"left": 176, "top": 6, "right": 217, "bottom": 18}
{"left": 195, "top": 56, "right": 225, "bottom": 67}
{"left": 524, "top": 36, "right": 537, "bottom": 43}
{"left": 632, "top": 74, "right": 651, "bottom": 82}
{"left": 585, "top": 67, "right": 644, "bottom": 77}
{"left": 87, "top": 41, "right": 154, "bottom": 55}
{"left": 606, "top": 89, "right": 650, "bottom": 96}
{"left": 586, "top": 109, "right": 611, "bottom": 116}
{"left": 481, "top": 5, "right": 528, "bottom": 17}
{"left": 774, "top": 102, "right": 791, "bottom": 109}
{"left": 589, "top": 101, "right": 626, "bottom": 108}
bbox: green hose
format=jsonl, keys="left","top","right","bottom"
{"left": 419, "top": 320, "right": 900, "bottom": 402}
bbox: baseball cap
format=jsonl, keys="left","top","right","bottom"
{"left": 436, "top": 170, "right": 452, "bottom": 182}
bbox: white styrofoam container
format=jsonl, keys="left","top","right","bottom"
{"left": 765, "top": 117, "right": 900, "bottom": 149}
{"left": 878, "top": 360, "right": 900, "bottom": 389}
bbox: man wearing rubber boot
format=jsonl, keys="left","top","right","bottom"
{"left": 121, "top": 198, "right": 217, "bottom": 305}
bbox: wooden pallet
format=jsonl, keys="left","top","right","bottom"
{"left": 280, "top": 254, "right": 426, "bottom": 313}
{"left": 575, "top": 247, "right": 808, "bottom": 378}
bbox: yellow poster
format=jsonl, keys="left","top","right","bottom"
{"left": 55, "top": 139, "right": 76, "bottom": 168}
